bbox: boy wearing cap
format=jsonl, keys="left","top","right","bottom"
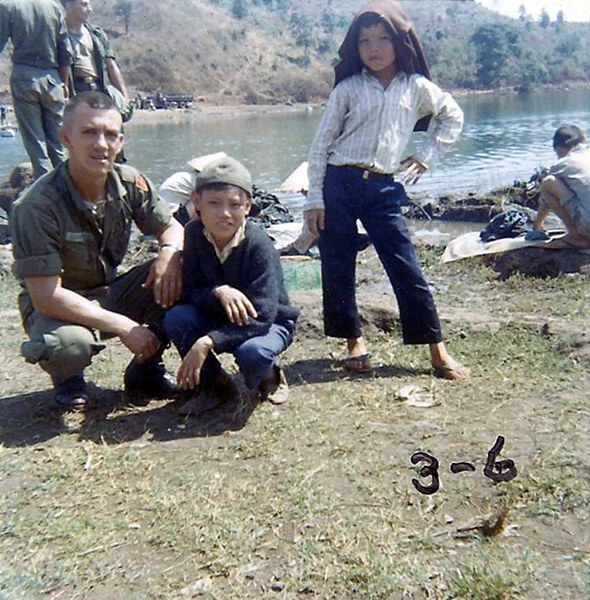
{"left": 164, "top": 156, "right": 299, "bottom": 415}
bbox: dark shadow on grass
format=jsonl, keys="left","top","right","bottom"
{"left": 0, "top": 357, "right": 427, "bottom": 448}
{"left": 78, "top": 386, "right": 261, "bottom": 445}
{"left": 0, "top": 381, "right": 261, "bottom": 447}
{"left": 0, "top": 390, "right": 64, "bottom": 447}
{"left": 286, "top": 358, "right": 428, "bottom": 386}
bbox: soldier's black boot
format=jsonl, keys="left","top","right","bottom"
{"left": 52, "top": 373, "right": 88, "bottom": 411}
{"left": 123, "top": 355, "right": 179, "bottom": 403}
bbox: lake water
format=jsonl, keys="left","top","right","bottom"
{"left": 2, "top": 86, "right": 590, "bottom": 221}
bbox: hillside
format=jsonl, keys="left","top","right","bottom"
{"left": 1, "top": 0, "right": 589, "bottom": 105}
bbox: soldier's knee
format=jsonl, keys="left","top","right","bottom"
{"left": 22, "top": 326, "right": 105, "bottom": 380}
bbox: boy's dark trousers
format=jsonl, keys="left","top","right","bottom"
{"left": 164, "top": 303, "right": 295, "bottom": 390}
{"left": 318, "top": 165, "right": 443, "bottom": 345}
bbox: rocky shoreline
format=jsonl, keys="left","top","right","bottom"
{"left": 3, "top": 160, "right": 590, "bottom": 281}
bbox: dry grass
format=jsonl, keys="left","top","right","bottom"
{"left": 1, "top": 246, "right": 590, "bottom": 599}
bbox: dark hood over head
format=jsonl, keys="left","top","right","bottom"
{"left": 334, "top": 0, "right": 432, "bottom": 130}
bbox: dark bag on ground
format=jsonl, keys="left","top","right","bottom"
{"left": 480, "top": 209, "right": 529, "bottom": 242}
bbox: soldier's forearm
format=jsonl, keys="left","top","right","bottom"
{"left": 106, "top": 59, "right": 128, "bottom": 99}
{"left": 26, "top": 277, "right": 139, "bottom": 338}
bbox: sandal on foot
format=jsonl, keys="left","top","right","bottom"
{"left": 259, "top": 365, "right": 289, "bottom": 404}
{"left": 433, "top": 362, "right": 470, "bottom": 381}
{"left": 344, "top": 353, "right": 373, "bottom": 374}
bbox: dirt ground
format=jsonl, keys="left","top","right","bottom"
{"left": 0, "top": 242, "right": 589, "bottom": 599}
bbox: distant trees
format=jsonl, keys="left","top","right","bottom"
{"left": 556, "top": 10, "right": 564, "bottom": 25}
{"left": 92, "top": 0, "right": 590, "bottom": 100}
{"left": 232, "top": 0, "right": 248, "bottom": 19}
{"left": 469, "top": 23, "right": 522, "bottom": 88}
{"left": 114, "top": 0, "right": 132, "bottom": 34}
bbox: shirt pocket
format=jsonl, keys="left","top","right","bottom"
{"left": 62, "top": 233, "right": 101, "bottom": 288}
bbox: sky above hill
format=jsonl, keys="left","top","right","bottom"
{"left": 475, "top": 0, "right": 590, "bottom": 22}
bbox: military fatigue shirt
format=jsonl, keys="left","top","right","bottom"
{"left": 69, "top": 23, "right": 115, "bottom": 93}
{"left": 0, "top": 0, "right": 72, "bottom": 69}
{"left": 11, "top": 162, "right": 172, "bottom": 322}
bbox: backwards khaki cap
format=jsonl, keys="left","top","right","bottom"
{"left": 196, "top": 156, "right": 252, "bottom": 196}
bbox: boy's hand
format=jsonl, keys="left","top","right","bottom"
{"left": 397, "top": 156, "right": 427, "bottom": 185}
{"left": 304, "top": 209, "right": 325, "bottom": 238}
{"left": 177, "top": 336, "right": 214, "bottom": 390}
{"left": 213, "top": 285, "right": 257, "bottom": 326}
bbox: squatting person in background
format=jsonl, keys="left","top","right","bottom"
{"left": 533, "top": 124, "right": 590, "bottom": 250}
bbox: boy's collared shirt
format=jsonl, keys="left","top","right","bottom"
{"left": 306, "top": 70, "right": 464, "bottom": 211}
{"left": 203, "top": 222, "right": 246, "bottom": 264}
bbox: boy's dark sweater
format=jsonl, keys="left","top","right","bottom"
{"left": 182, "top": 220, "right": 299, "bottom": 353}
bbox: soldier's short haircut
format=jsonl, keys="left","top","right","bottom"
{"left": 553, "top": 124, "right": 586, "bottom": 151}
{"left": 63, "top": 92, "right": 120, "bottom": 127}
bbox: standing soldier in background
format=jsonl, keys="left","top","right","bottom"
{"left": 0, "top": 0, "right": 72, "bottom": 180}
{"left": 61, "top": 0, "right": 130, "bottom": 110}
{"left": 61, "top": 0, "right": 132, "bottom": 161}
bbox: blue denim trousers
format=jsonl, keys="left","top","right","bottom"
{"left": 318, "top": 165, "right": 443, "bottom": 345}
{"left": 164, "top": 303, "right": 295, "bottom": 390}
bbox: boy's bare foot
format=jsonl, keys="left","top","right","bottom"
{"left": 432, "top": 361, "right": 470, "bottom": 381}
{"left": 429, "top": 342, "right": 470, "bottom": 381}
{"left": 344, "top": 336, "right": 373, "bottom": 373}
{"left": 259, "top": 365, "right": 289, "bottom": 404}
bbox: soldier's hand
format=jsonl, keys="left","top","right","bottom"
{"left": 143, "top": 247, "right": 182, "bottom": 308}
{"left": 119, "top": 324, "right": 159, "bottom": 363}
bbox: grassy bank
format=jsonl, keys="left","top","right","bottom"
{"left": 0, "top": 243, "right": 589, "bottom": 599}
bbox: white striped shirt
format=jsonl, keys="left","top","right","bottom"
{"left": 306, "top": 70, "right": 464, "bottom": 211}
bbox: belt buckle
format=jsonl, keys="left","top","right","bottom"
{"left": 362, "top": 169, "right": 370, "bottom": 180}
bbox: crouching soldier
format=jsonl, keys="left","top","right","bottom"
{"left": 10, "top": 92, "right": 184, "bottom": 410}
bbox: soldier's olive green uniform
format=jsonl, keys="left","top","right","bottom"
{"left": 11, "top": 162, "right": 172, "bottom": 380}
{"left": 0, "top": 0, "right": 72, "bottom": 179}
{"left": 69, "top": 23, "right": 114, "bottom": 94}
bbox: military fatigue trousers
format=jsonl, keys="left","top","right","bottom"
{"left": 21, "top": 261, "right": 166, "bottom": 381}
{"left": 10, "top": 64, "right": 67, "bottom": 179}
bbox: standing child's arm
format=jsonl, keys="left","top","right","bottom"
{"left": 410, "top": 77, "right": 464, "bottom": 174}
{"left": 306, "top": 86, "right": 349, "bottom": 213}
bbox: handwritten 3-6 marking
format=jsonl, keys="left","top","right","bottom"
{"left": 410, "top": 435, "right": 518, "bottom": 495}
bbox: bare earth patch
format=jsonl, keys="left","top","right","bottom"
{"left": 1, "top": 244, "right": 589, "bottom": 599}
